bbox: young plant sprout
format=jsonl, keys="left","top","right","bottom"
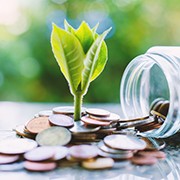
{"left": 51, "top": 20, "right": 111, "bottom": 121}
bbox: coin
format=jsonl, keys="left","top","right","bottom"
{"left": 13, "top": 125, "right": 36, "bottom": 139}
{"left": 82, "top": 157, "right": 114, "bottom": 170}
{"left": 98, "top": 141, "right": 132, "bottom": 154}
{"left": 69, "top": 145, "right": 98, "bottom": 160}
{"left": 90, "top": 113, "right": 120, "bottom": 122}
{"left": 24, "top": 147, "right": 55, "bottom": 161}
{"left": 38, "top": 110, "right": 53, "bottom": 117}
{"left": 119, "top": 115, "right": 149, "bottom": 123}
{"left": 36, "top": 126, "right": 71, "bottom": 146}
{"left": 104, "top": 134, "right": 146, "bottom": 150}
{"left": 53, "top": 106, "right": 86, "bottom": 115}
{"left": 0, "top": 154, "right": 19, "bottom": 164}
{"left": 157, "top": 100, "right": 169, "bottom": 117}
{"left": 51, "top": 146, "right": 69, "bottom": 161}
{"left": 150, "top": 98, "right": 165, "bottom": 111}
{"left": 136, "top": 122, "right": 161, "bottom": 132}
{"left": 136, "top": 150, "right": 166, "bottom": 159}
{"left": 49, "top": 114, "right": 74, "bottom": 127}
{"left": 131, "top": 155, "right": 157, "bottom": 165}
{"left": 69, "top": 121, "right": 100, "bottom": 133}
{"left": 150, "top": 110, "right": 166, "bottom": 120}
{"left": 26, "top": 117, "right": 51, "bottom": 134}
{"left": 141, "top": 137, "right": 166, "bottom": 150}
{"left": 24, "top": 161, "right": 56, "bottom": 171}
{"left": 0, "top": 138, "right": 38, "bottom": 154}
{"left": 0, "top": 162, "right": 24, "bottom": 171}
{"left": 81, "top": 116, "right": 112, "bottom": 126}
{"left": 98, "top": 149, "right": 133, "bottom": 159}
{"left": 86, "top": 108, "right": 110, "bottom": 117}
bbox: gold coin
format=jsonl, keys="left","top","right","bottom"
{"left": 81, "top": 116, "right": 112, "bottom": 126}
{"left": 24, "top": 161, "right": 56, "bottom": 172}
{"left": 26, "top": 117, "right": 51, "bottom": 134}
{"left": 82, "top": 157, "right": 114, "bottom": 170}
{"left": 36, "top": 126, "right": 71, "bottom": 146}
{"left": 86, "top": 108, "right": 110, "bottom": 117}
{"left": 90, "top": 113, "right": 120, "bottom": 122}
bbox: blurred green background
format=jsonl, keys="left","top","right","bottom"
{"left": 0, "top": 0, "right": 180, "bottom": 103}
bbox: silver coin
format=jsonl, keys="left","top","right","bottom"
{"left": 90, "top": 113, "right": 120, "bottom": 122}
{"left": 98, "top": 149, "right": 133, "bottom": 160}
{"left": 86, "top": 108, "right": 110, "bottom": 117}
{"left": 51, "top": 146, "right": 69, "bottom": 161}
{"left": 49, "top": 114, "right": 74, "bottom": 127}
{"left": 24, "top": 146, "right": 55, "bottom": 161}
{"left": 36, "top": 126, "right": 71, "bottom": 146}
{"left": 0, "top": 161, "right": 24, "bottom": 171}
{"left": 0, "top": 130, "right": 18, "bottom": 141}
{"left": 53, "top": 106, "right": 86, "bottom": 115}
{"left": 98, "top": 141, "right": 132, "bottom": 154}
{"left": 104, "top": 134, "right": 146, "bottom": 150}
{"left": 38, "top": 110, "right": 53, "bottom": 117}
{"left": 0, "top": 138, "right": 38, "bottom": 154}
{"left": 69, "top": 121, "right": 100, "bottom": 133}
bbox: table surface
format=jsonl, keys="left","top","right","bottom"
{"left": 0, "top": 101, "right": 180, "bottom": 180}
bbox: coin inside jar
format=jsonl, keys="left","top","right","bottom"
{"left": 104, "top": 134, "right": 146, "bottom": 150}
{"left": 36, "top": 126, "right": 71, "bottom": 146}
{"left": 69, "top": 145, "right": 98, "bottom": 160}
{"left": 26, "top": 117, "right": 51, "bottom": 134}
{"left": 48, "top": 114, "right": 74, "bottom": 128}
{"left": 86, "top": 108, "right": 110, "bottom": 117}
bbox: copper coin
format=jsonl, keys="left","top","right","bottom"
{"left": 86, "top": 108, "right": 110, "bottom": 117}
{"left": 82, "top": 158, "right": 114, "bottom": 170}
{"left": 51, "top": 146, "right": 69, "bottom": 161}
{"left": 131, "top": 155, "right": 157, "bottom": 165}
{"left": 141, "top": 137, "right": 166, "bottom": 150}
{"left": 81, "top": 116, "right": 112, "bottom": 126}
{"left": 69, "top": 121, "right": 100, "bottom": 133}
{"left": 38, "top": 110, "right": 53, "bottom": 117}
{"left": 0, "top": 154, "right": 19, "bottom": 164}
{"left": 98, "top": 149, "right": 133, "bottom": 160}
{"left": 98, "top": 141, "right": 132, "bottom": 154}
{"left": 53, "top": 106, "right": 86, "bottom": 115}
{"left": 24, "top": 147, "right": 55, "bottom": 161}
{"left": 69, "top": 145, "right": 98, "bottom": 160}
{"left": 136, "top": 122, "right": 161, "bottom": 132}
{"left": 24, "top": 161, "right": 56, "bottom": 171}
{"left": 36, "top": 126, "right": 71, "bottom": 146}
{"left": 137, "top": 150, "right": 166, "bottom": 159}
{"left": 104, "top": 134, "right": 146, "bottom": 150}
{"left": 90, "top": 113, "right": 120, "bottom": 122}
{"left": 0, "top": 138, "right": 38, "bottom": 154}
{"left": 49, "top": 114, "right": 74, "bottom": 127}
{"left": 26, "top": 117, "right": 51, "bottom": 134}
{"left": 14, "top": 125, "right": 35, "bottom": 139}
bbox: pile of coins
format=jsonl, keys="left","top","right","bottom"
{"left": 0, "top": 100, "right": 168, "bottom": 171}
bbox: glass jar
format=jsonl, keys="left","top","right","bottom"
{"left": 120, "top": 46, "right": 180, "bottom": 138}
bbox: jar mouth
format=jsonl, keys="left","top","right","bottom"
{"left": 120, "top": 53, "right": 180, "bottom": 138}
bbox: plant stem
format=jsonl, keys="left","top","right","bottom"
{"left": 74, "top": 92, "right": 83, "bottom": 121}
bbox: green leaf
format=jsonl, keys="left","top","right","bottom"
{"left": 81, "top": 28, "right": 111, "bottom": 94}
{"left": 64, "top": 19, "right": 76, "bottom": 34}
{"left": 51, "top": 23, "right": 85, "bottom": 94}
{"left": 90, "top": 41, "right": 108, "bottom": 81}
{"left": 75, "top": 21, "right": 94, "bottom": 54}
